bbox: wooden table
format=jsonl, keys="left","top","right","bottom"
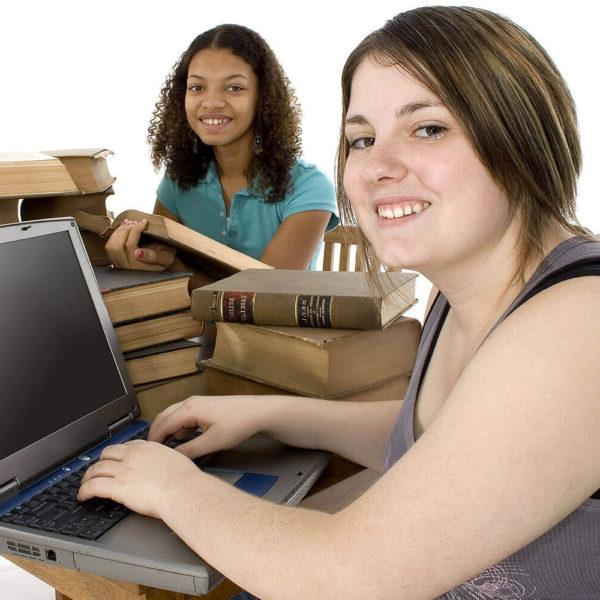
{"left": 3, "top": 456, "right": 373, "bottom": 599}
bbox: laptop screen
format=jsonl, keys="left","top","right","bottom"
{"left": 0, "top": 230, "right": 126, "bottom": 462}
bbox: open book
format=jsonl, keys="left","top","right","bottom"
{"left": 75, "top": 209, "right": 271, "bottom": 281}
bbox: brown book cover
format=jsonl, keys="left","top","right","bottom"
{"left": 124, "top": 339, "right": 200, "bottom": 386}
{"left": 43, "top": 148, "right": 116, "bottom": 193}
{"left": 135, "top": 372, "right": 207, "bottom": 422}
{"left": 93, "top": 265, "right": 191, "bottom": 324}
{"left": 203, "top": 358, "right": 411, "bottom": 402}
{"left": 115, "top": 309, "right": 203, "bottom": 352}
{"left": 20, "top": 187, "right": 113, "bottom": 221}
{"left": 76, "top": 209, "right": 271, "bottom": 281}
{"left": 0, "top": 198, "right": 20, "bottom": 225}
{"left": 210, "top": 318, "right": 421, "bottom": 397}
{"left": 191, "top": 269, "right": 417, "bottom": 330}
{"left": 0, "top": 152, "right": 78, "bottom": 199}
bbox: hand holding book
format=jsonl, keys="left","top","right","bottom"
{"left": 105, "top": 217, "right": 176, "bottom": 271}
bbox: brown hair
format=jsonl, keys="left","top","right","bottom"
{"left": 148, "top": 24, "right": 302, "bottom": 203}
{"left": 336, "top": 6, "right": 590, "bottom": 288}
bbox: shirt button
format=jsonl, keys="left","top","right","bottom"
{"left": 220, "top": 212, "right": 225, "bottom": 217}
{"left": 221, "top": 231, "right": 227, "bottom": 236}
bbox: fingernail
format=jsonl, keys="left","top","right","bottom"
{"left": 135, "top": 249, "right": 144, "bottom": 259}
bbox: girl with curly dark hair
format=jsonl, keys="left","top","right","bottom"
{"left": 105, "top": 24, "right": 339, "bottom": 277}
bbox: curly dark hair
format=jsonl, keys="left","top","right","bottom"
{"left": 147, "top": 24, "right": 302, "bottom": 203}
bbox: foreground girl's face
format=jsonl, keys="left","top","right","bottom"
{"left": 343, "top": 56, "right": 511, "bottom": 272}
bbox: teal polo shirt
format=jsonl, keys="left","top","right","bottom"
{"left": 156, "top": 159, "right": 339, "bottom": 270}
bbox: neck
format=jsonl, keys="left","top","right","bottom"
{"left": 213, "top": 131, "right": 254, "bottom": 179}
{"left": 424, "top": 221, "right": 569, "bottom": 341}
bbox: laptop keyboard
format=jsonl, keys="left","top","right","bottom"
{"left": 0, "top": 425, "right": 189, "bottom": 541}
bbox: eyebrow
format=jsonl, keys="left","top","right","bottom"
{"left": 187, "top": 74, "right": 249, "bottom": 82}
{"left": 345, "top": 100, "right": 444, "bottom": 126}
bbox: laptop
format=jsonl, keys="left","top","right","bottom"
{"left": 0, "top": 218, "right": 330, "bottom": 595}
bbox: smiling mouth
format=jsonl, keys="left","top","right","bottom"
{"left": 377, "top": 201, "right": 431, "bottom": 219}
{"left": 200, "top": 117, "right": 232, "bottom": 128}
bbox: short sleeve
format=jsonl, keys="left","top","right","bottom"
{"left": 156, "top": 176, "right": 181, "bottom": 217}
{"left": 280, "top": 164, "right": 340, "bottom": 232}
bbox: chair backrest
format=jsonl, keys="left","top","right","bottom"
{"left": 322, "top": 225, "right": 363, "bottom": 271}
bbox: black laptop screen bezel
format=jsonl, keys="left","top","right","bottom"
{"left": 0, "top": 219, "right": 139, "bottom": 498}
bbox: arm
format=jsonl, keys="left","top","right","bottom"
{"left": 148, "top": 394, "right": 402, "bottom": 472}
{"left": 259, "top": 210, "right": 332, "bottom": 269}
{"left": 80, "top": 277, "right": 600, "bottom": 599}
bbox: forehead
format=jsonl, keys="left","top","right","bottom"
{"left": 348, "top": 56, "right": 440, "bottom": 112}
{"left": 187, "top": 48, "right": 255, "bottom": 79}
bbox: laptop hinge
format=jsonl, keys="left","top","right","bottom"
{"left": 0, "top": 478, "right": 20, "bottom": 503}
{"left": 108, "top": 413, "right": 135, "bottom": 437}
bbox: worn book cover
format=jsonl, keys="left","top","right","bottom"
{"left": 0, "top": 152, "right": 78, "bottom": 199}
{"left": 124, "top": 339, "right": 200, "bottom": 386}
{"left": 203, "top": 358, "right": 411, "bottom": 402}
{"left": 93, "top": 265, "right": 192, "bottom": 324}
{"left": 211, "top": 318, "right": 421, "bottom": 397}
{"left": 76, "top": 209, "right": 271, "bottom": 282}
{"left": 191, "top": 269, "right": 417, "bottom": 330}
{"left": 115, "top": 309, "right": 203, "bottom": 352}
{"left": 43, "top": 148, "right": 116, "bottom": 194}
{"left": 20, "top": 187, "right": 113, "bottom": 221}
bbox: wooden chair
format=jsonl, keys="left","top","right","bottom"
{"left": 322, "top": 225, "right": 363, "bottom": 272}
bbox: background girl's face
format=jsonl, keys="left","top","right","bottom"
{"left": 185, "top": 48, "right": 259, "bottom": 151}
{"left": 343, "top": 57, "right": 513, "bottom": 273}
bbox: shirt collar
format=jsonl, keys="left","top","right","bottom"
{"left": 199, "top": 159, "right": 254, "bottom": 198}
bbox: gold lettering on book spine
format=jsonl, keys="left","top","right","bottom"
{"left": 296, "top": 295, "right": 333, "bottom": 327}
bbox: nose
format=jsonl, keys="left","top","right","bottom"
{"left": 201, "top": 91, "right": 226, "bottom": 110}
{"left": 359, "top": 140, "right": 409, "bottom": 185}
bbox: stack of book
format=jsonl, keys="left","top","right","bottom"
{"left": 191, "top": 269, "right": 421, "bottom": 403}
{"left": 1, "top": 149, "right": 117, "bottom": 265}
{"left": 94, "top": 265, "right": 206, "bottom": 421}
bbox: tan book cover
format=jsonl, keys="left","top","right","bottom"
{"left": 115, "top": 309, "right": 203, "bottom": 352}
{"left": 43, "top": 148, "right": 116, "bottom": 193}
{"left": 20, "top": 187, "right": 113, "bottom": 221}
{"left": 0, "top": 198, "right": 20, "bottom": 225}
{"left": 0, "top": 152, "right": 78, "bottom": 199}
{"left": 94, "top": 265, "right": 192, "bottom": 324}
{"left": 192, "top": 269, "right": 417, "bottom": 330}
{"left": 211, "top": 318, "right": 421, "bottom": 397}
{"left": 124, "top": 339, "right": 200, "bottom": 386}
{"left": 76, "top": 209, "right": 271, "bottom": 281}
{"left": 203, "top": 358, "right": 411, "bottom": 402}
{"left": 136, "top": 372, "right": 207, "bottom": 422}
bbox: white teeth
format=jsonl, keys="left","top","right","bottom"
{"left": 203, "top": 118, "right": 228, "bottom": 125}
{"left": 377, "top": 202, "right": 429, "bottom": 219}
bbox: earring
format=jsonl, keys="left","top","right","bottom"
{"left": 253, "top": 135, "right": 263, "bottom": 154}
{"left": 192, "top": 137, "right": 199, "bottom": 154}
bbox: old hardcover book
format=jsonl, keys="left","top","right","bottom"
{"left": 0, "top": 152, "right": 78, "bottom": 199}
{"left": 76, "top": 209, "right": 271, "bottom": 281}
{"left": 20, "top": 187, "right": 113, "bottom": 221}
{"left": 210, "top": 318, "right": 421, "bottom": 397}
{"left": 115, "top": 309, "right": 203, "bottom": 352}
{"left": 43, "top": 148, "right": 116, "bottom": 193}
{"left": 203, "top": 358, "right": 411, "bottom": 402}
{"left": 136, "top": 372, "right": 207, "bottom": 422}
{"left": 191, "top": 269, "right": 417, "bottom": 330}
{"left": 0, "top": 198, "right": 20, "bottom": 225}
{"left": 124, "top": 339, "right": 200, "bottom": 386}
{"left": 94, "top": 265, "right": 191, "bottom": 324}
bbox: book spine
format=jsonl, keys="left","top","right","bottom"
{"left": 192, "top": 290, "right": 381, "bottom": 329}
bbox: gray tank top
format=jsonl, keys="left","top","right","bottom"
{"left": 384, "top": 237, "right": 600, "bottom": 599}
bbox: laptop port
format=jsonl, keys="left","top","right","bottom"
{"left": 45, "top": 549, "right": 57, "bottom": 562}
